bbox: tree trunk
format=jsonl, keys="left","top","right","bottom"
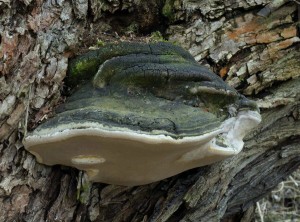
{"left": 0, "top": 0, "right": 299, "bottom": 221}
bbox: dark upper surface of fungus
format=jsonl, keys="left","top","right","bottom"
{"left": 60, "top": 42, "right": 257, "bottom": 138}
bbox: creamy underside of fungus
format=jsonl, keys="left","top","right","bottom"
{"left": 25, "top": 110, "right": 260, "bottom": 186}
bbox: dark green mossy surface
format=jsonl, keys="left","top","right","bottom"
{"left": 37, "top": 42, "right": 259, "bottom": 138}
{"left": 67, "top": 42, "right": 197, "bottom": 87}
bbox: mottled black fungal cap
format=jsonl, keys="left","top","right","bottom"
{"left": 51, "top": 42, "right": 257, "bottom": 138}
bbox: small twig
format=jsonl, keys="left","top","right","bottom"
{"left": 272, "top": 181, "right": 285, "bottom": 193}
{"left": 256, "top": 202, "right": 265, "bottom": 222}
{"left": 24, "top": 84, "right": 33, "bottom": 137}
{"left": 292, "top": 0, "right": 300, "bottom": 4}
{"left": 281, "top": 185, "right": 300, "bottom": 194}
{"left": 289, "top": 175, "right": 299, "bottom": 187}
{"left": 284, "top": 180, "right": 300, "bottom": 184}
{"left": 268, "top": 210, "right": 300, "bottom": 215}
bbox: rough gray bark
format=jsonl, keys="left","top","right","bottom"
{"left": 0, "top": 0, "right": 299, "bottom": 221}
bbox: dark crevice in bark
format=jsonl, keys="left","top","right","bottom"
{"left": 254, "top": 77, "right": 296, "bottom": 99}
{"left": 166, "top": 203, "right": 187, "bottom": 222}
{"left": 204, "top": 57, "right": 218, "bottom": 72}
{"left": 86, "top": 0, "right": 93, "bottom": 24}
{"left": 225, "top": 5, "right": 263, "bottom": 20}
{"left": 235, "top": 79, "right": 250, "bottom": 93}
{"left": 197, "top": 4, "right": 266, "bottom": 22}
{"left": 254, "top": 87, "right": 278, "bottom": 100}
{"left": 25, "top": 187, "right": 40, "bottom": 218}
{"left": 272, "top": 22, "right": 297, "bottom": 32}
{"left": 87, "top": 1, "right": 167, "bottom": 35}
{"left": 283, "top": 41, "right": 300, "bottom": 50}
{"left": 72, "top": 203, "right": 89, "bottom": 222}
{"left": 43, "top": 168, "right": 65, "bottom": 220}
{"left": 14, "top": 1, "right": 29, "bottom": 15}
{"left": 228, "top": 47, "right": 253, "bottom": 65}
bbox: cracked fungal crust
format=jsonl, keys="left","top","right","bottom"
{"left": 24, "top": 42, "right": 261, "bottom": 185}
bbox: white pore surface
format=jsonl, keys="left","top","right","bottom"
{"left": 24, "top": 110, "right": 261, "bottom": 186}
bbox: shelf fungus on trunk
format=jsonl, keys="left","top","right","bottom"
{"left": 23, "top": 42, "right": 261, "bottom": 186}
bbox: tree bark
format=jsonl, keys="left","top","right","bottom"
{"left": 0, "top": 0, "right": 299, "bottom": 221}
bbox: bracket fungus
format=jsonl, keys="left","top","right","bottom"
{"left": 23, "top": 42, "right": 261, "bottom": 186}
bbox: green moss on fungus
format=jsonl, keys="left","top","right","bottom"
{"left": 67, "top": 56, "right": 100, "bottom": 88}
{"left": 66, "top": 42, "right": 197, "bottom": 88}
{"left": 150, "top": 31, "right": 167, "bottom": 42}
